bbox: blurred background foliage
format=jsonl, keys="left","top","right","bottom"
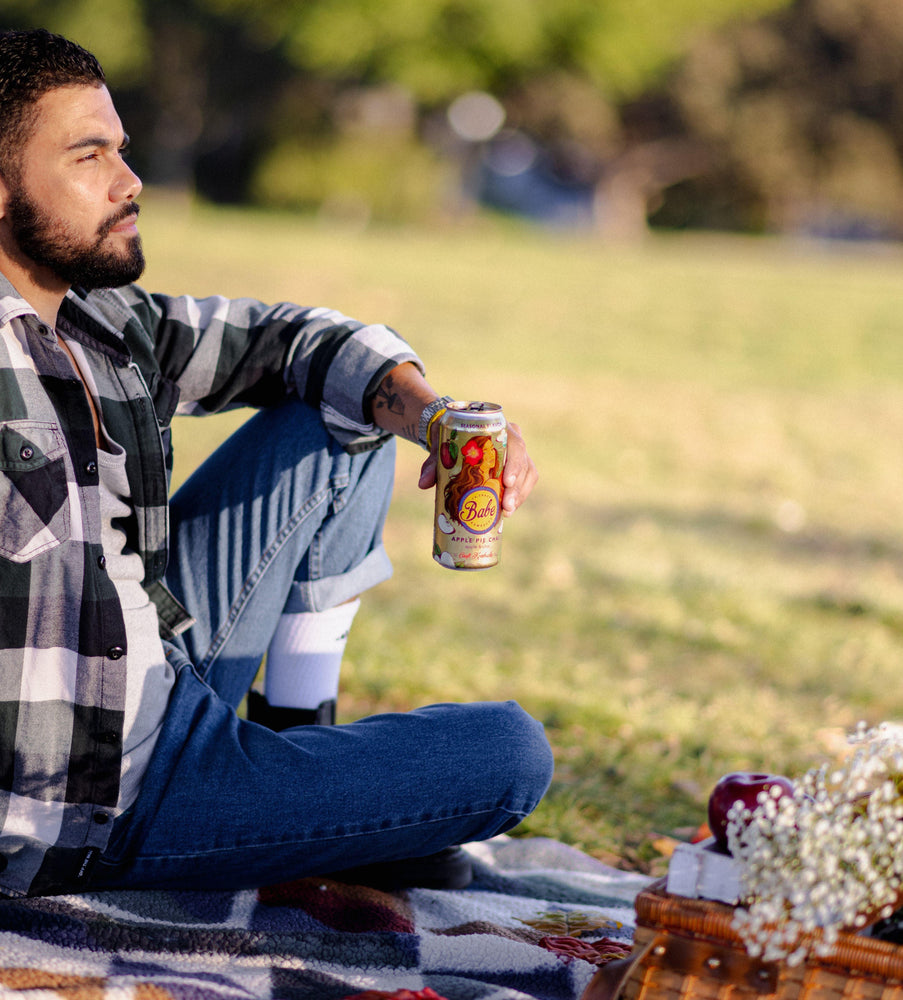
{"left": 7, "top": 0, "right": 903, "bottom": 239}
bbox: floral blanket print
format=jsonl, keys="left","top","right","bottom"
{"left": 0, "top": 837, "right": 649, "bottom": 1000}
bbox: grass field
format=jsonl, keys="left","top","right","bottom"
{"left": 140, "top": 194, "right": 903, "bottom": 874}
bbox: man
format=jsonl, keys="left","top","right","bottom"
{"left": 0, "top": 28, "right": 553, "bottom": 899}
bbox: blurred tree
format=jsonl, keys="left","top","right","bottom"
{"left": 14, "top": 0, "right": 903, "bottom": 238}
{"left": 2, "top": 0, "right": 150, "bottom": 83}
{"left": 190, "top": 0, "right": 790, "bottom": 229}
{"left": 195, "top": 0, "right": 786, "bottom": 102}
{"left": 665, "top": 0, "right": 903, "bottom": 236}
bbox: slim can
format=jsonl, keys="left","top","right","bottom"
{"left": 433, "top": 401, "right": 507, "bottom": 570}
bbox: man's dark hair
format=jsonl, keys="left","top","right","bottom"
{"left": 0, "top": 29, "right": 105, "bottom": 181}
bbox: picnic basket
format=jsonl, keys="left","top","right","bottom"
{"left": 581, "top": 879, "right": 903, "bottom": 1000}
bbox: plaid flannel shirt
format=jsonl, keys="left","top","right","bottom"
{"left": 0, "top": 273, "right": 421, "bottom": 897}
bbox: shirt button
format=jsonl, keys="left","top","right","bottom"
{"left": 19, "top": 446, "right": 34, "bottom": 461}
{"left": 85, "top": 460, "right": 98, "bottom": 475}
{"left": 107, "top": 646, "right": 125, "bottom": 660}
{"left": 93, "top": 812, "right": 110, "bottom": 825}
{"left": 98, "top": 555, "right": 107, "bottom": 570}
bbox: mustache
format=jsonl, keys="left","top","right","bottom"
{"left": 97, "top": 202, "right": 141, "bottom": 239}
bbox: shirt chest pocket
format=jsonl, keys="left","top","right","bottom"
{"left": 0, "top": 421, "right": 71, "bottom": 563}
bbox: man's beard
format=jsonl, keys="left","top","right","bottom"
{"left": 5, "top": 188, "right": 145, "bottom": 290}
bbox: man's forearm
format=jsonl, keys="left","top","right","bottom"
{"left": 370, "top": 362, "right": 442, "bottom": 447}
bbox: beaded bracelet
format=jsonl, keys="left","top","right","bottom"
{"left": 418, "top": 395, "right": 453, "bottom": 450}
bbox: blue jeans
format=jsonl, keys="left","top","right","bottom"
{"left": 92, "top": 400, "right": 553, "bottom": 891}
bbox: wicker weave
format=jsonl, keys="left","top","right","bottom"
{"left": 582, "top": 881, "right": 903, "bottom": 1000}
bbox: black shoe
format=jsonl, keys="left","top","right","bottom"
{"left": 327, "top": 845, "right": 474, "bottom": 891}
{"left": 246, "top": 690, "right": 336, "bottom": 729}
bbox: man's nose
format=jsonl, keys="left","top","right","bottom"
{"left": 112, "top": 160, "right": 142, "bottom": 202}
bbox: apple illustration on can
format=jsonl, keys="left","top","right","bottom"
{"left": 707, "top": 771, "right": 794, "bottom": 851}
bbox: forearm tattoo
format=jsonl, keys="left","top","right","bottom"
{"left": 373, "top": 374, "right": 418, "bottom": 440}
{"left": 373, "top": 374, "right": 406, "bottom": 417}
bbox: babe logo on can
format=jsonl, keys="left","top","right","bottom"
{"left": 457, "top": 485, "right": 500, "bottom": 534}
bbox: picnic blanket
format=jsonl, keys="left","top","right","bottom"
{"left": 0, "top": 835, "right": 651, "bottom": 1000}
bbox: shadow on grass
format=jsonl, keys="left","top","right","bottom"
{"left": 581, "top": 500, "right": 902, "bottom": 564}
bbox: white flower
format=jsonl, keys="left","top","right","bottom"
{"left": 728, "top": 721, "right": 903, "bottom": 963}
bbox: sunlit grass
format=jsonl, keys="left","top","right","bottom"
{"left": 142, "top": 194, "right": 903, "bottom": 873}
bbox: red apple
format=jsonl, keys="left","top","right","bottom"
{"left": 707, "top": 771, "right": 794, "bottom": 851}
{"left": 440, "top": 441, "right": 457, "bottom": 469}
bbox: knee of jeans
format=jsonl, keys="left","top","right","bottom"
{"left": 483, "top": 701, "right": 555, "bottom": 811}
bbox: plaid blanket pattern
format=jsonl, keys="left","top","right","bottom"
{"left": 0, "top": 837, "right": 650, "bottom": 1000}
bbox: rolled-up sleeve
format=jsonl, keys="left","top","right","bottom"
{"left": 285, "top": 307, "right": 422, "bottom": 451}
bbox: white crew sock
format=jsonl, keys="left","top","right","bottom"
{"left": 264, "top": 599, "right": 361, "bottom": 710}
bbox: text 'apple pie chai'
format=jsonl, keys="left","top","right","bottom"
{"left": 432, "top": 401, "right": 507, "bottom": 570}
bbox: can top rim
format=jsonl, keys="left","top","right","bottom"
{"left": 447, "top": 401, "right": 503, "bottom": 414}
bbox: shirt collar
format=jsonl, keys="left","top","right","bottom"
{"left": 0, "top": 269, "right": 132, "bottom": 364}
{"left": 0, "top": 271, "right": 39, "bottom": 328}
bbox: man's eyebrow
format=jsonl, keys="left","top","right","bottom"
{"left": 66, "top": 132, "right": 130, "bottom": 151}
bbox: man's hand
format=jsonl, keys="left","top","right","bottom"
{"left": 418, "top": 420, "right": 537, "bottom": 516}
{"left": 372, "top": 363, "right": 538, "bottom": 515}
